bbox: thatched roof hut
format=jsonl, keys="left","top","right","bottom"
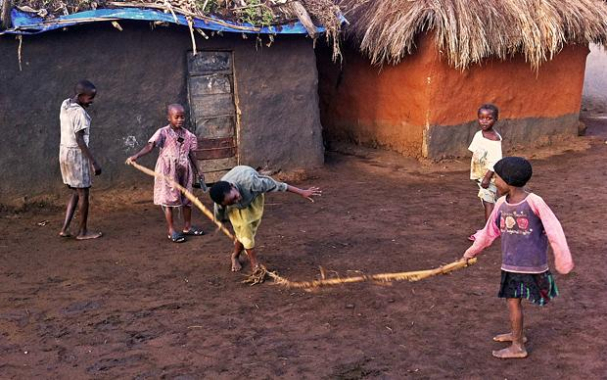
{"left": 318, "top": 0, "right": 607, "bottom": 159}
{"left": 341, "top": 0, "right": 607, "bottom": 68}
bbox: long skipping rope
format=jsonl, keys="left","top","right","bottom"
{"left": 126, "top": 160, "right": 477, "bottom": 289}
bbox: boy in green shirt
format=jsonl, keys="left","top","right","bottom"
{"left": 210, "top": 166, "right": 321, "bottom": 272}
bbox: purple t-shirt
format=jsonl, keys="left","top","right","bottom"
{"left": 498, "top": 199, "right": 548, "bottom": 273}
{"left": 464, "top": 193, "right": 574, "bottom": 275}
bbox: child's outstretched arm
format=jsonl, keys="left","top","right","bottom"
{"left": 286, "top": 185, "right": 322, "bottom": 202}
{"left": 127, "top": 142, "right": 155, "bottom": 162}
{"left": 462, "top": 197, "right": 504, "bottom": 259}
{"left": 527, "top": 194, "right": 574, "bottom": 274}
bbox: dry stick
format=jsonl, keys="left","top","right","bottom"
{"left": 263, "top": 258, "right": 478, "bottom": 289}
{"left": 127, "top": 161, "right": 477, "bottom": 289}
{"left": 186, "top": 16, "right": 197, "bottom": 55}
{"left": 108, "top": 2, "right": 261, "bottom": 32}
{"left": 126, "top": 160, "right": 234, "bottom": 239}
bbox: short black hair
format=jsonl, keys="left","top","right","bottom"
{"left": 209, "top": 181, "right": 232, "bottom": 204}
{"left": 167, "top": 103, "right": 185, "bottom": 115}
{"left": 74, "top": 80, "right": 96, "bottom": 95}
{"left": 494, "top": 157, "right": 532, "bottom": 187}
{"left": 478, "top": 103, "right": 499, "bottom": 120}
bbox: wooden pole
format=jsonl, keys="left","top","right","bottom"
{"left": 290, "top": 1, "right": 317, "bottom": 38}
{"left": 1, "top": 0, "right": 12, "bottom": 30}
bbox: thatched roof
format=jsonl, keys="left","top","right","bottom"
{"left": 339, "top": 0, "right": 607, "bottom": 68}
{"left": 2, "top": 0, "right": 341, "bottom": 41}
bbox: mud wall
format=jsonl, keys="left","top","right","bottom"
{"left": 317, "top": 37, "right": 435, "bottom": 157}
{"left": 317, "top": 33, "right": 588, "bottom": 159}
{"left": 582, "top": 44, "right": 607, "bottom": 115}
{"left": 0, "top": 23, "right": 323, "bottom": 202}
{"left": 425, "top": 42, "right": 589, "bottom": 158}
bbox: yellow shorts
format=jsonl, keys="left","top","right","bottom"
{"left": 228, "top": 194, "right": 264, "bottom": 250}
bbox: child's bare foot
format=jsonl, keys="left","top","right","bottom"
{"left": 493, "top": 332, "right": 528, "bottom": 343}
{"left": 492, "top": 345, "right": 528, "bottom": 359}
{"left": 58, "top": 231, "right": 72, "bottom": 238}
{"left": 75, "top": 231, "right": 103, "bottom": 240}
{"left": 231, "top": 256, "right": 243, "bottom": 272}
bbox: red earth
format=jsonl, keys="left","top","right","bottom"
{"left": 1, "top": 122, "right": 606, "bottom": 379}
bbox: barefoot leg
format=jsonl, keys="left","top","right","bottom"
{"left": 493, "top": 333, "right": 528, "bottom": 343}
{"left": 76, "top": 188, "right": 89, "bottom": 236}
{"left": 183, "top": 205, "right": 192, "bottom": 232}
{"left": 244, "top": 248, "right": 259, "bottom": 272}
{"left": 231, "top": 240, "right": 244, "bottom": 272}
{"left": 492, "top": 345, "right": 528, "bottom": 359}
{"left": 162, "top": 206, "right": 177, "bottom": 236}
{"left": 493, "top": 298, "right": 527, "bottom": 359}
{"left": 75, "top": 231, "right": 103, "bottom": 240}
{"left": 75, "top": 188, "right": 103, "bottom": 240}
{"left": 483, "top": 200, "right": 494, "bottom": 222}
{"left": 59, "top": 190, "right": 79, "bottom": 236}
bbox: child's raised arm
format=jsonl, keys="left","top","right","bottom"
{"left": 463, "top": 197, "right": 504, "bottom": 259}
{"left": 527, "top": 194, "right": 574, "bottom": 274}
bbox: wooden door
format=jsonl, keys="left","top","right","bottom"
{"left": 187, "top": 51, "right": 238, "bottom": 183}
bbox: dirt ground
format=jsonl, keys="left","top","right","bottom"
{"left": 1, "top": 123, "right": 606, "bottom": 379}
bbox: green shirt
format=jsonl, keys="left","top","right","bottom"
{"left": 213, "top": 166, "right": 288, "bottom": 221}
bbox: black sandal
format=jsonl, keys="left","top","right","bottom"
{"left": 183, "top": 227, "right": 205, "bottom": 236}
{"left": 168, "top": 231, "right": 186, "bottom": 243}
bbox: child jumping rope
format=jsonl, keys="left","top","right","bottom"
{"left": 128, "top": 104, "right": 205, "bottom": 243}
{"left": 468, "top": 104, "right": 502, "bottom": 241}
{"left": 462, "top": 157, "right": 574, "bottom": 359}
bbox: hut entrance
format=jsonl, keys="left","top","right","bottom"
{"left": 187, "top": 51, "right": 238, "bottom": 183}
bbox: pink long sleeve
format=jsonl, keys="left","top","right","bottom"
{"left": 527, "top": 194, "right": 574, "bottom": 274}
{"left": 463, "top": 197, "right": 505, "bottom": 258}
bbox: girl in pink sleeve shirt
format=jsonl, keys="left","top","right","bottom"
{"left": 462, "top": 157, "right": 574, "bottom": 359}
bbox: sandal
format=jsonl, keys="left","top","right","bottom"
{"left": 183, "top": 226, "right": 205, "bottom": 236}
{"left": 168, "top": 231, "right": 186, "bottom": 243}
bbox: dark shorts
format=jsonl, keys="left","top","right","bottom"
{"left": 498, "top": 270, "right": 558, "bottom": 306}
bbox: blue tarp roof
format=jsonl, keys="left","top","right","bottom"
{"left": 1, "top": 7, "right": 330, "bottom": 35}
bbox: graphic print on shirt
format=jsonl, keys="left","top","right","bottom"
{"left": 499, "top": 210, "right": 533, "bottom": 236}
{"left": 471, "top": 148, "right": 489, "bottom": 179}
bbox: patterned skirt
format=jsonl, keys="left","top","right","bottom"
{"left": 498, "top": 270, "right": 559, "bottom": 306}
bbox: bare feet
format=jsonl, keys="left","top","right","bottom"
{"left": 492, "top": 345, "right": 528, "bottom": 359}
{"left": 493, "top": 332, "right": 528, "bottom": 343}
{"left": 58, "top": 231, "right": 72, "bottom": 238}
{"left": 231, "top": 255, "right": 243, "bottom": 272}
{"left": 75, "top": 231, "right": 103, "bottom": 240}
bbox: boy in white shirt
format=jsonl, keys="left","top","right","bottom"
{"left": 468, "top": 103, "right": 502, "bottom": 240}
{"left": 58, "top": 80, "right": 103, "bottom": 240}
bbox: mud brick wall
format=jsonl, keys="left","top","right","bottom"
{"left": 0, "top": 23, "right": 323, "bottom": 202}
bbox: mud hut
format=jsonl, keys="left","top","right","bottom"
{"left": 0, "top": 0, "right": 341, "bottom": 202}
{"left": 318, "top": 0, "right": 607, "bottom": 159}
